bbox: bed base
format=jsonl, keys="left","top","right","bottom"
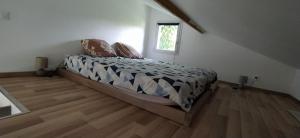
{"left": 58, "top": 69, "right": 217, "bottom": 126}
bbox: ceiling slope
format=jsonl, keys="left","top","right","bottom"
{"left": 154, "top": 0, "right": 205, "bottom": 33}
{"left": 147, "top": 0, "right": 300, "bottom": 68}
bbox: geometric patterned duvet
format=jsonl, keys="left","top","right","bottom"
{"left": 65, "top": 55, "right": 217, "bottom": 112}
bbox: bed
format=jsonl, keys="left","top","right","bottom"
{"left": 60, "top": 55, "right": 218, "bottom": 126}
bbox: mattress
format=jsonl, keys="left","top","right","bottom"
{"left": 64, "top": 55, "right": 217, "bottom": 112}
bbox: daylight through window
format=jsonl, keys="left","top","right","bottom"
{"left": 156, "top": 23, "right": 180, "bottom": 52}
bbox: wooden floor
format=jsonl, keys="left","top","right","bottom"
{"left": 0, "top": 76, "right": 299, "bottom": 138}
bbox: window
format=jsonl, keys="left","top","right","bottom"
{"left": 155, "top": 23, "right": 181, "bottom": 53}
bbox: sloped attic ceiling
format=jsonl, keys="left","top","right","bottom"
{"left": 146, "top": 0, "right": 300, "bottom": 68}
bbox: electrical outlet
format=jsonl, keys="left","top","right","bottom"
{"left": 254, "top": 76, "right": 259, "bottom": 81}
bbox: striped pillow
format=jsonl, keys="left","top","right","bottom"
{"left": 81, "top": 39, "right": 116, "bottom": 57}
{"left": 111, "top": 42, "right": 143, "bottom": 59}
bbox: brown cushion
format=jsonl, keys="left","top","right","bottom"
{"left": 111, "top": 42, "right": 142, "bottom": 59}
{"left": 81, "top": 39, "right": 116, "bottom": 57}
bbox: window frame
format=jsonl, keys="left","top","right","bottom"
{"left": 154, "top": 22, "right": 182, "bottom": 55}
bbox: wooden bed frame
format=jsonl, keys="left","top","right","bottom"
{"left": 58, "top": 69, "right": 218, "bottom": 126}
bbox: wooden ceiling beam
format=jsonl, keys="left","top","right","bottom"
{"left": 154, "top": 0, "right": 206, "bottom": 33}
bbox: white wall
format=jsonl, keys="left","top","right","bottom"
{"left": 291, "top": 70, "right": 300, "bottom": 100}
{"left": 144, "top": 7, "right": 297, "bottom": 93}
{"left": 0, "top": 0, "right": 146, "bottom": 72}
{"left": 171, "top": 0, "right": 300, "bottom": 68}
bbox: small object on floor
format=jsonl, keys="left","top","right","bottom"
{"left": 45, "top": 70, "right": 56, "bottom": 77}
{"left": 36, "top": 69, "right": 56, "bottom": 77}
{"left": 232, "top": 85, "right": 239, "bottom": 90}
{"left": 288, "top": 110, "right": 300, "bottom": 123}
{"left": 35, "top": 57, "right": 48, "bottom": 76}
{"left": 232, "top": 84, "right": 243, "bottom": 90}
{"left": 239, "top": 75, "right": 248, "bottom": 89}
